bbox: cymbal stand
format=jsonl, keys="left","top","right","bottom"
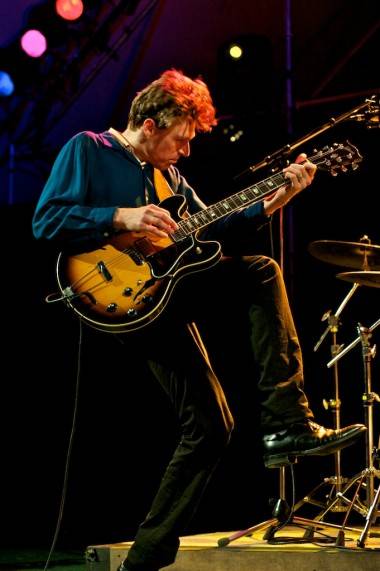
{"left": 358, "top": 324, "right": 378, "bottom": 509}
{"left": 320, "top": 323, "right": 380, "bottom": 546}
{"left": 293, "top": 283, "right": 359, "bottom": 516}
{"left": 356, "top": 323, "right": 380, "bottom": 547}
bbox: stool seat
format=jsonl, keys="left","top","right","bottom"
{"left": 264, "top": 453, "right": 298, "bottom": 469}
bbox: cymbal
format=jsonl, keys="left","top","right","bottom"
{"left": 308, "top": 240, "right": 380, "bottom": 270}
{"left": 337, "top": 271, "right": 380, "bottom": 288}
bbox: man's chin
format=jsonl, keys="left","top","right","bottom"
{"left": 162, "top": 161, "right": 176, "bottom": 170}
{"left": 154, "top": 159, "right": 177, "bottom": 170}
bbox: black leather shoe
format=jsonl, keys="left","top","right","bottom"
{"left": 263, "top": 420, "right": 366, "bottom": 468}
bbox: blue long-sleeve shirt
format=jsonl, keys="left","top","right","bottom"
{"left": 32, "top": 130, "right": 269, "bottom": 253}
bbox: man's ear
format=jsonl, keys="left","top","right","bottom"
{"left": 143, "top": 118, "right": 156, "bottom": 137}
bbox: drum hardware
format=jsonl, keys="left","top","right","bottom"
{"left": 216, "top": 94, "right": 378, "bottom": 549}
{"left": 293, "top": 281, "right": 360, "bottom": 516}
{"left": 307, "top": 237, "right": 380, "bottom": 545}
{"left": 323, "top": 324, "right": 380, "bottom": 547}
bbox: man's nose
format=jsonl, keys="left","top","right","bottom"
{"left": 179, "top": 142, "right": 190, "bottom": 157}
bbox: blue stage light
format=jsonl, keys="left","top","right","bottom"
{"left": 0, "top": 70, "right": 15, "bottom": 96}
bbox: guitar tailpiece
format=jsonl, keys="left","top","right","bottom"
{"left": 45, "top": 287, "right": 74, "bottom": 304}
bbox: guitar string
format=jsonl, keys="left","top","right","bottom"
{"left": 67, "top": 149, "right": 352, "bottom": 292}
{"left": 172, "top": 150, "right": 341, "bottom": 236}
{"left": 68, "top": 146, "right": 357, "bottom": 293}
{"left": 68, "top": 248, "right": 145, "bottom": 291}
{"left": 67, "top": 166, "right": 316, "bottom": 293}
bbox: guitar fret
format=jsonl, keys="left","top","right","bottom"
{"left": 183, "top": 219, "right": 195, "bottom": 231}
{"left": 173, "top": 226, "right": 187, "bottom": 240}
{"left": 221, "top": 200, "right": 232, "bottom": 211}
{"left": 226, "top": 196, "right": 239, "bottom": 209}
{"left": 238, "top": 191, "right": 249, "bottom": 203}
{"left": 235, "top": 193, "right": 248, "bottom": 205}
{"left": 199, "top": 211, "right": 210, "bottom": 223}
{"left": 191, "top": 214, "right": 203, "bottom": 228}
{"left": 214, "top": 204, "right": 225, "bottom": 217}
{"left": 248, "top": 186, "right": 261, "bottom": 198}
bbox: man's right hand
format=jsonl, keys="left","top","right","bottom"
{"left": 113, "top": 204, "right": 179, "bottom": 238}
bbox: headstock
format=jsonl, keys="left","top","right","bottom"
{"left": 311, "top": 141, "right": 363, "bottom": 176}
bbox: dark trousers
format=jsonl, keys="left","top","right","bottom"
{"left": 124, "top": 255, "right": 313, "bottom": 570}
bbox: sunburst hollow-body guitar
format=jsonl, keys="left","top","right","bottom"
{"left": 56, "top": 141, "right": 362, "bottom": 333}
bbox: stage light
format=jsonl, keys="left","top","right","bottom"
{"left": 217, "top": 34, "right": 274, "bottom": 117}
{"left": 55, "top": 0, "right": 84, "bottom": 21}
{"left": 0, "top": 71, "right": 15, "bottom": 96}
{"left": 229, "top": 44, "right": 243, "bottom": 60}
{"left": 20, "top": 29, "right": 47, "bottom": 58}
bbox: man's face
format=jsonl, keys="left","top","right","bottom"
{"left": 144, "top": 116, "right": 196, "bottom": 170}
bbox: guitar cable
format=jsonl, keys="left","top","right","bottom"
{"left": 43, "top": 318, "right": 83, "bottom": 571}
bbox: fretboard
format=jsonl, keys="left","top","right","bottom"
{"left": 172, "top": 171, "right": 287, "bottom": 241}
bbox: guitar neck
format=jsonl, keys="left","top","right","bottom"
{"left": 170, "top": 140, "right": 362, "bottom": 241}
{"left": 173, "top": 170, "right": 288, "bottom": 240}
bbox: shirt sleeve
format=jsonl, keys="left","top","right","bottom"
{"left": 32, "top": 133, "right": 117, "bottom": 252}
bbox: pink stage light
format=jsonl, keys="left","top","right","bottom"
{"left": 20, "top": 29, "right": 47, "bottom": 58}
{"left": 55, "top": 0, "right": 84, "bottom": 21}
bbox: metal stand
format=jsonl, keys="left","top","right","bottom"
{"left": 293, "top": 283, "right": 359, "bottom": 516}
{"left": 321, "top": 323, "right": 380, "bottom": 547}
{"left": 358, "top": 468, "right": 380, "bottom": 547}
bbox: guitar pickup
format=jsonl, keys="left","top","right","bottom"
{"left": 128, "top": 249, "right": 144, "bottom": 266}
{"left": 97, "top": 261, "right": 112, "bottom": 281}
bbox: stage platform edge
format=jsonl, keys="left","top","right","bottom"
{"left": 85, "top": 524, "right": 380, "bottom": 571}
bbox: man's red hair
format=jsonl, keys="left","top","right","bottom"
{"left": 129, "top": 69, "right": 217, "bottom": 133}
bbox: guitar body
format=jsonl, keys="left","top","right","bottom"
{"left": 56, "top": 195, "right": 221, "bottom": 333}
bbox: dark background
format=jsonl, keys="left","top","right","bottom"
{"left": 1, "top": 0, "right": 379, "bottom": 552}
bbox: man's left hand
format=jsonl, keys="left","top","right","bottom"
{"left": 263, "top": 153, "right": 317, "bottom": 216}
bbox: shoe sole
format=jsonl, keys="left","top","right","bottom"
{"left": 263, "top": 426, "right": 366, "bottom": 469}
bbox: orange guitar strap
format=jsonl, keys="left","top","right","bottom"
{"left": 153, "top": 168, "right": 175, "bottom": 201}
{"left": 153, "top": 168, "right": 189, "bottom": 218}
{"left": 153, "top": 170, "right": 211, "bottom": 366}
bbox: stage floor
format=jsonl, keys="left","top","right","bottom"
{"left": 85, "top": 522, "right": 380, "bottom": 571}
